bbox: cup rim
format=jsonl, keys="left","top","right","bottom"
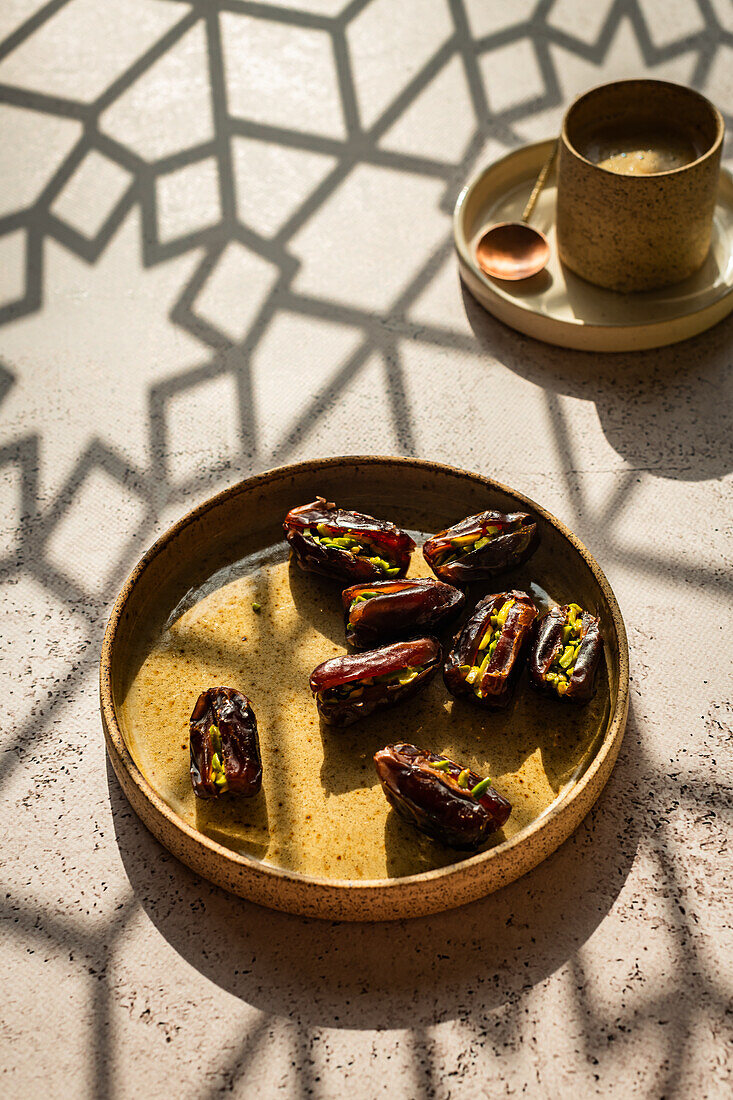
{"left": 561, "top": 78, "right": 724, "bottom": 179}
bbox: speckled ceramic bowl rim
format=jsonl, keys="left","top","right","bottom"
{"left": 100, "top": 456, "right": 629, "bottom": 901}
{"left": 562, "top": 79, "right": 724, "bottom": 179}
{"left": 453, "top": 139, "right": 733, "bottom": 338}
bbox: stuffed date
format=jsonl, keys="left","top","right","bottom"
{"left": 343, "top": 577, "right": 464, "bottom": 649}
{"left": 310, "top": 637, "right": 440, "bottom": 726}
{"left": 423, "top": 509, "right": 538, "bottom": 584}
{"left": 529, "top": 602, "right": 603, "bottom": 702}
{"left": 189, "top": 687, "right": 262, "bottom": 798}
{"left": 443, "top": 590, "right": 537, "bottom": 708}
{"left": 284, "top": 497, "right": 415, "bottom": 583}
{"left": 374, "top": 743, "right": 511, "bottom": 850}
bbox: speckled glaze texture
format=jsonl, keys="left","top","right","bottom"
{"left": 100, "top": 456, "right": 629, "bottom": 921}
{"left": 557, "top": 81, "right": 724, "bottom": 292}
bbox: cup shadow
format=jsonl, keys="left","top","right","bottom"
{"left": 109, "top": 701, "right": 645, "bottom": 1031}
{"left": 461, "top": 282, "right": 733, "bottom": 483}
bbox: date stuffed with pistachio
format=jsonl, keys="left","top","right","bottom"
{"left": 310, "top": 637, "right": 440, "bottom": 726}
{"left": 189, "top": 687, "right": 262, "bottom": 798}
{"left": 374, "top": 743, "right": 511, "bottom": 850}
{"left": 444, "top": 590, "right": 537, "bottom": 708}
{"left": 343, "top": 578, "right": 464, "bottom": 649}
{"left": 529, "top": 603, "right": 603, "bottom": 702}
{"left": 423, "top": 509, "right": 538, "bottom": 584}
{"left": 284, "top": 497, "right": 415, "bottom": 583}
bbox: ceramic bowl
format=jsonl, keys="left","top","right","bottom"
{"left": 557, "top": 80, "right": 724, "bottom": 292}
{"left": 100, "top": 456, "right": 629, "bottom": 921}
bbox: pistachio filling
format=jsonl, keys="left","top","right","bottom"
{"left": 208, "top": 724, "right": 228, "bottom": 790}
{"left": 320, "top": 663, "right": 424, "bottom": 705}
{"left": 428, "top": 757, "right": 493, "bottom": 799}
{"left": 348, "top": 590, "right": 380, "bottom": 622}
{"left": 544, "top": 604, "right": 584, "bottom": 695}
{"left": 303, "top": 525, "right": 401, "bottom": 576}
{"left": 457, "top": 598, "right": 515, "bottom": 698}
{"left": 432, "top": 523, "right": 506, "bottom": 567}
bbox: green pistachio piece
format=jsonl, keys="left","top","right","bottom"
{"left": 558, "top": 645, "right": 576, "bottom": 670}
{"left": 457, "top": 664, "right": 472, "bottom": 676}
{"left": 252, "top": 601, "right": 262, "bottom": 613}
{"left": 470, "top": 776, "right": 493, "bottom": 798}
{"left": 495, "top": 598, "right": 515, "bottom": 628}
{"left": 350, "top": 591, "right": 379, "bottom": 610}
{"left": 457, "top": 768, "right": 471, "bottom": 788}
{"left": 473, "top": 536, "right": 490, "bottom": 550}
{"left": 431, "top": 759, "right": 452, "bottom": 771}
{"left": 476, "top": 652, "right": 492, "bottom": 679}
{"left": 211, "top": 750, "right": 228, "bottom": 789}
{"left": 566, "top": 604, "right": 582, "bottom": 627}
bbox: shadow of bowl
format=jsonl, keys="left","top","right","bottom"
{"left": 109, "top": 703, "right": 645, "bottom": 1030}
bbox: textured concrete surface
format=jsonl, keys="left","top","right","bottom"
{"left": 1, "top": 1, "right": 732, "bottom": 1097}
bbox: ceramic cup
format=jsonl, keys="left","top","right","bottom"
{"left": 556, "top": 80, "right": 724, "bottom": 292}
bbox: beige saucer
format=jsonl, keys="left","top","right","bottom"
{"left": 100, "top": 457, "right": 629, "bottom": 921}
{"left": 455, "top": 139, "right": 733, "bottom": 351}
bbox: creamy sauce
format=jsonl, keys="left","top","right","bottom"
{"left": 583, "top": 125, "right": 699, "bottom": 175}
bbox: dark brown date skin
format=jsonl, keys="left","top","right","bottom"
{"left": 284, "top": 497, "right": 415, "bottom": 583}
{"left": 374, "top": 743, "right": 511, "bottom": 850}
{"left": 444, "top": 590, "right": 537, "bottom": 709}
{"left": 189, "top": 687, "right": 262, "bottom": 799}
{"left": 310, "top": 637, "right": 441, "bottom": 726}
{"left": 342, "top": 578, "right": 464, "bottom": 649}
{"left": 423, "top": 509, "right": 538, "bottom": 585}
{"left": 529, "top": 603, "right": 603, "bottom": 703}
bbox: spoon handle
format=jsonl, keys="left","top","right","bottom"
{"left": 521, "top": 142, "right": 558, "bottom": 225}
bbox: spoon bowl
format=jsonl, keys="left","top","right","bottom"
{"left": 473, "top": 142, "right": 557, "bottom": 282}
{"left": 476, "top": 222, "right": 551, "bottom": 281}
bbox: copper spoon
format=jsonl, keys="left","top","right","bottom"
{"left": 475, "top": 143, "right": 557, "bottom": 281}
